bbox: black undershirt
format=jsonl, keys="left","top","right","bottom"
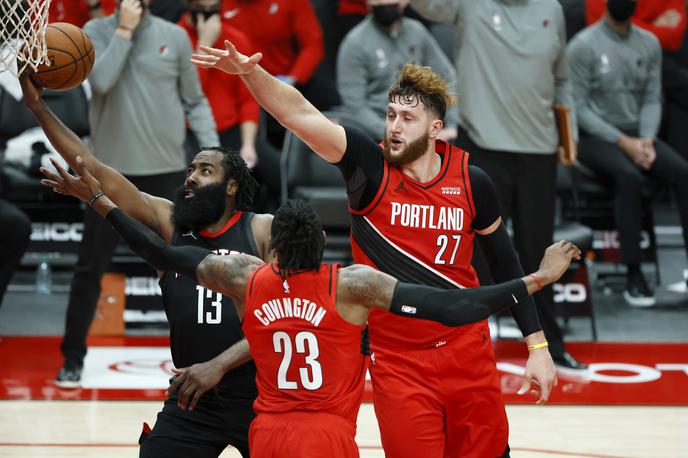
{"left": 335, "top": 127, "right": 542, "bottom": 336}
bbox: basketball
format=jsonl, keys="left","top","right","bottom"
{"left": 30, "top": 22, "right": 95, "bottom": 92}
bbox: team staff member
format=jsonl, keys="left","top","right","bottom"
{"left": 21, "top": 70, "right": 270, "bottom": 456}
{"left": 191, "top": 45, "right": 556, "bottom": 457}
{"left": 43, "top": 159, "right": 580, "bottom": 457}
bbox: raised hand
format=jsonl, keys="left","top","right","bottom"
{"left": 40, "top": 155, "right": 102, "bottom": 203}
{"left": 119, "top": 0, "right": 143, "bottom": 32}
{"left": 190, "top": 40, "right": 263, "bottom": 75}
{"left": 18, "top": 70, "right": 44, "bottom": 109}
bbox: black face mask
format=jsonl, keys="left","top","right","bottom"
{"left": 189, "top": 8, "right": 220, "bottom": 26}
{"left": 371, "top": 4, "right": 402, "bottom": 28}
{"left": 607, "top": 0, "right": 636, "bottom": 22}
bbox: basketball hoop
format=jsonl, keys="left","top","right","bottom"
{"left": 0, "top": 0, "right": 52, "bottom": 77}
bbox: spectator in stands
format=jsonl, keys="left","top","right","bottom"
{"left": 179, "top": 0, "right": 282, "bottom": 208}
{"left": 568, "top": 0, "right": 688, "bottom": 306}
{"left": 585, "top": 0, "right": 688, "bottom": 160}
{"left": 49, "top": 0, "right": 112, "bottom": 27}
{"left": 220, "top": 0, "right": 330, "bottom": 147}
{"left": 0, "top": 182, "right": 31, "bottom": 312}
{"left": 410, "top": 0, "right": 586, "bottom": 370}
{"left": 337, "top": 0, "right": 458, "bottom": 142}
{"left": 53, "top": 0, "right": 218, "bottom": 387}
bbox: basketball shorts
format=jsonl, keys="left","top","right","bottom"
{"left": 370, "top": 320, "right": 509, "bottom": 458}
{"left": 249, "top": 411, "right": 359, "bottom": 458}
{"left": 139, "top": 371, "right": 257, "bottom": 458}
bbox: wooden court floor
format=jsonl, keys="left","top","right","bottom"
{"left": 0, "top": 401, "right": 685, "bottom": 458}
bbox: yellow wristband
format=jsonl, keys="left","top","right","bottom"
{"left": 527, "top": 341, "right": 549, "bottom": 351}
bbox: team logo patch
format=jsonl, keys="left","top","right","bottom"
{"left": 400, "top": 305, "right": 416, "bottom": 314}
{"left": 441, "top": 186, "right": 461, "bottom": 195}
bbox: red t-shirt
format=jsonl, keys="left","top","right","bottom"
{"left": 586, "top": 0, "right": 687, "bottom": 51}
{"left": 49, "top": 0, "right": 116, "bottom": 28}
{"left": 243, "top": 263, "right": 366, "bottom": 425}
{"left": 220, "top": 0, "right": 324, "bottom": 84}
{"left": 178, "top": 15, "right": 259, "bottom": 132}
{"left": 349, "top": 140, "right": 481, "bottom": 349}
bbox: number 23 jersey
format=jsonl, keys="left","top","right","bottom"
{"left": 242, "top": 264, "right": 367, "bottom": 425}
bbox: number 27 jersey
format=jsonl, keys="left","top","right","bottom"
{"left": 350, "top": 140, "right": 481, "bottom": 349}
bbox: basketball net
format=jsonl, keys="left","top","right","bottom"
{"left": 0, "top": 0, "right": 52, "bottom": 77}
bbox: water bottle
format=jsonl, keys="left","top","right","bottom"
{"left": 36, "top": 256, "right": 52, "bottom": 295}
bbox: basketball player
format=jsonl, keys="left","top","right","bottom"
{"left": 191, "top": 44, "right": 557, "bottom": 457}
{"left": 21, "top": 73, "right": 269, "bottom": 457}
{"left": 42, "top": 157, "right": 580, "bottom": 457}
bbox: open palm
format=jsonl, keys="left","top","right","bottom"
{"left": 190, "top": 40, "right": 263, "bottom": 75}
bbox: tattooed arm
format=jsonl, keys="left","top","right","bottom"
{"left": 337, "top": 241, "right": 578, "bottom": 327}
{"left": 195, "top": 253, "right": 263, "bottom": 313}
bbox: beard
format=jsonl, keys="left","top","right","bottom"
{"left": 383, "top": 131, "right": 430, "bottom": 167}
{"left": 171, "top": 182, "right": 227, "bottom": 232}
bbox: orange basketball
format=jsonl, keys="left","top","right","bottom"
{"left": 31, "top": 22, "right": 95, "bottom": 91}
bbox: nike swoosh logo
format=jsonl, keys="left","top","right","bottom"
{"left": 224, "top": 8, "right": 239, "bottom": 19}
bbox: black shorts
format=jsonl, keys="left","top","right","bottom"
{"left": 139, "top": 371, "right": 258, "bottom": 458}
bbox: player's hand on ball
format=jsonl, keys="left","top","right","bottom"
{"left": 18, "top": 70, "right": 44, "bottom": 108}
{"left": 191, "top": 40, "right": 263, "bottom": 75}
{"left": 40, "top": 156, "right": 102, "bottom": 203}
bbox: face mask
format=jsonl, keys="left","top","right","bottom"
{"left": 371, "top": 4, "right": 402, "bottom": 28}
{"left": 190, "top": 8, "right": 220, "bottom": 26}
{"left": 607, "top": 0, "right": 636, "bottom": 22}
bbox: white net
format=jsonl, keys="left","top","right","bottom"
{"left": 0, "top": 0, "right": 51, "bottom": 77}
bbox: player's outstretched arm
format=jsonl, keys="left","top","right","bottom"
{"left": 340, "top": 240, "right": 581, "bottom": 327}
{"left": 41, "top": 156, "right": 262, "bottom": 301}
{"left": 20, "top": 73, "right": 174, "bottom": 240}
{"left": 190, "top": 41, "right": 347, "bottom": 163}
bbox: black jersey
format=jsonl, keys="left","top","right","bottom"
{"left": 160, "top": 211, "right": 259, "bottom": 381}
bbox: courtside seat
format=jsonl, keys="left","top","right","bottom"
{"left": 0, "top": 85, "right": 90, "bottom": 266}
{"left": 560, "top": 160, "right": 661, "bottom": 285}
{"left": 280, "top": 111, "right": 372, "bottom": 264}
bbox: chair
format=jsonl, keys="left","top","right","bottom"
{"left": 280, "top": 111, "right": 363, "bottom": 263}
{"left": 559, "top": 160, "right": 661, "bottom": 287}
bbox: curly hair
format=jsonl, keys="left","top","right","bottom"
{"left": 200, "top": 147, "right": 258, "bottom": 211}
{"left": 270, "top": 200, "right": 325, "bottom": 275}
{"left": 388, "top": 62, "right": 457, "bottom": 120}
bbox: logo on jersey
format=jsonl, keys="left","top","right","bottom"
{"left": 441, "top": 186, "right": 461, "bottom": 196}
{"left": 395, "top": 181, "right": 407, "bottom": 192}
{"left": 181, "top": 231, "right": 197, "bottom": 239}
{"left": 400, "top": 305, "right": 417, "bottom": 314}
{"left": 282, "top": 279, "right": 290, "bottom": 294}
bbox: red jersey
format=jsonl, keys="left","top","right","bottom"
{"left": 178, "top": 17, "right": 259, "bottom": 131}
{"left": 220, "top": 0, "right": 324, "bottom": 84}
{"left": 242, "top": 264, "right": 367, "bottom": 426}
{"left": 49, "top": 0, "right": 116, "bottom": 28}
{"left": 350, "top": 140, "right": 480, "bottom": 349}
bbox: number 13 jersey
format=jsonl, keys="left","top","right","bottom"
{"left": 242, "top": 264, "right": 367, "bottom": 426}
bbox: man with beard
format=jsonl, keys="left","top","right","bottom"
{"left": 190, "top": 45, "right": 556, "bottom": 457}
{"left": 21, "top": 71, "right": 271, "bottom": 457}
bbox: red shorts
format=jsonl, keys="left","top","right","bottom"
{"left": 249, "top": 411, "right": 359, "bottom": 458}
{"left": 370, "top": 320, "right": 508, "bottom": 458}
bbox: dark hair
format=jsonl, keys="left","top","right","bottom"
{"left": 388, "top": 62, "right": 457, "bottom": 120}
{"left": 200, "top": 146, "right": 258, "bottom": 211}
{"left": 270, "top": 200, "right": 325, "bottom": 274}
